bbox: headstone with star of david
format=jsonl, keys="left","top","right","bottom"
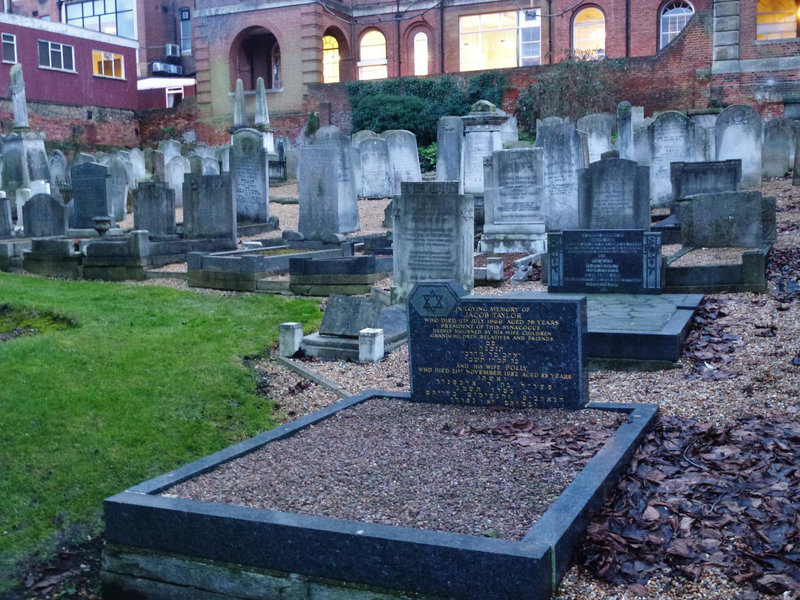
{"left": 407, "top": 280, "right": 589, "bottom": 409}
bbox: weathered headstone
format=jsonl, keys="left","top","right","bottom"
{"left": 129, "top": 148, "right": 147, "bottom": 183}
{"left": 215, "top": 145, "right": 231, "bottom": 172}
{"left": 670, "top": 159, "right": 741, "bottom": 200}
{"left": 319, "top": 295, "right": 384, "bottom": 338}
{"left": 23, "top": 193, "right": 68, "bottom": 238}
{"left": 577, "top": 113, "right": 615, "bottom": 163}
{"left": 107, "top": 156, "right": 129, "bottom": 221}
{"left": 0, "top": 193, "right": 12, "bottom": 237}
{"left": 762, "top": 117, "right": 796, "bottom": 178}
{"left": 382, "top": 130, "right": 421, "bottom": 196}
{"left": 165, "top": 155, "right": 191, "bottom": 207}
{"left": 15, "top": 188, "right": 31, "bottom": 229}
{"left": 254, "top": 77, "right": 275, "bottom": 153}
{"left": 548, "top": 230, "right": 662, "bottom": 294}
{"left": 232, "top": 78, "right": 246, "bottom": 130}
{"left": 133, "top": 182, "right": 176, "bottom": 236}
{"left": 578, "top": 153, "right": 650, "bottom": 230}
{"left": 648, "top": 111, "right": 697, "bottom": 207}
{"left": 9, "top": 63, "right": 29, "bottom": 130}
{"left": 716, "top": 105, "right": 762, "bottom": 189}
{"left": 158, "top": 140, "right": 182, "bottom": 165}
{"left": 182, "top": 173, "right": 236, "bottom": 243}
{"left": 461, "top": 100, "right": 506, "bottom": 194}
{"left": 616, "top": 101, "right": 636, "bottom": 160}
{"left": 435, "top": 116, "right": 463, "bottom": 183}
{"left": 392, "top": 181, "right": 473, "bottom": 303}
{"left": 298, "top": 126, "right": 359, "bottom": 239}
{"left": 407, "top": 280, "right": 588, "bottom": 408}
{"left": 688, "top": 111, "right": 719, "bottom": 161}
{"left": 480, "top": 148, "right": 547, "bottom": 254}
{"left": 678, "top": 191, "right": 776, "bottom": 248}
{"left": 48, "top": 150, "right": 69, "bottom": 194}
{"left": 69, "top": 162, "right": 110, "bottom": 228}
{"left": 151, "top": 150, "right": 165, "bottom": 182}
{"left": 356, "top": 137, "right": 393, "bottom": 198}
{"left": 536, "top": 119, "right": 588, "bottom": 230}
{"left": 230, "top": 128, "right": 269, "bottom": 223}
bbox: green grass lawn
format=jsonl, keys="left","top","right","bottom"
{"left": 0, "top": 273, "right": 322, "bottom": 591}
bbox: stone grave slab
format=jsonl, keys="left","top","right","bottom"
{"left": 577, "top": 154, "right": 650, "bottom": 230}
{"left": 23, "top": 193, "right": 68, "bottom": 238}
{"left": 408, "top": 280, "right": 588, "bottom": 408}
{"left": 288, "top": 254, "right": 392, "bottom": 296}
{"left": 548, "top": 230, "right": 661, "bottom": 294}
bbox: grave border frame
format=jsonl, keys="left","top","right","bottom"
{"left": 104, "top": 390, "right": 657, "bottom": 600}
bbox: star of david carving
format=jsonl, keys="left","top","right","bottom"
{"left": 422, "top": 291, "right": 444, "bottom": 310}
{"left": 460, "top": 207, "right": 474, "bottom": 222}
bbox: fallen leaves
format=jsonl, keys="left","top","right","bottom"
{"left": 682, "top": 297, "right": 744, "bottom": 381}
{"left": 581, "top": 414, "right": 800, "bottom": 596}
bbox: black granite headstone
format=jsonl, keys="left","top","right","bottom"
{"left": 408, "top": 280, "right": 588, "bottom": 409}
{"left": 69, "top": 162, "right": 110, "bottom": 228}
{"left": 548, "top": 230, "right": 661, "bottom": 294}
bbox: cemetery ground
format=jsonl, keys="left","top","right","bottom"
{"left": 0, "top": 179, "right": 799, "bottom": 600}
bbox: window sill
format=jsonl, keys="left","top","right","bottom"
{"left": 3, "top": 59, "right": 18, "bottom": 64}
{"left": 754, "top": 37, "right": 800, "bottom": 45}
{"left": 93, "top": 74, "right": 126, "bottom": 80}
{"left": 38, "top": 66, "right": 77, "bottom": 74}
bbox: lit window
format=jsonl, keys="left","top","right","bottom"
{"left": 660, "top": 1, "right": 694, "bottom": 48}
{"left": 413, "top": 31, "right": 428, "bottom": 76}
{"left": 92, "top": 50, "right": 124, "bottom": 78}
{"left": 757, "top": 0, "right": 798, "bottom": 40}
{"left": 322, "top": 35, "right": 340, "bottom": 83}
{"left": 358, "top": 30, "right": 388, "bottom": 80}
{"left": 459, "top": 10, "right": 540, "bottom": 72}
{"left": 64, "top": 0, "right": 134, "bottom": 39}
{"left": 180, "top": 8, "right": 191, "bottom": 54}
{"left": 38, "top": 40, "right": 75, "bottom": 71}
{"left": 573, "top": 7, "right": 605, "bottom": 58}
{"left": 2, "top": 33, "right": 16, "bottom": 63}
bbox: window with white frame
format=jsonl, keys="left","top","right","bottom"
{"left": 573, "top": 7, "right": 605, "bottom": 58}
{"left": 459, "top": 10, "right": 541, "bottom": 72}
{"left": 413, "top": 31, "right": 428, "bottom": 76}
{"left": 757, "top": 0, "right": 799, "bottom": 40}
{"left": 92, "top": 49, "right": 124, "bottom": 78}
{"left": 2, "top": 33, "right": 16, "bottom": 63}
{"left": 64, "top": 0, "right": 134, "bottom": 39}
{"left": 180, "top": 8, "right": 191, "bottom": 53}
{"left": 660, "top": 1, "right": 694, "bottom": 48}
{"left": 38, "top": 40, "right": 75, "bottom": 71}
{"left": 322, "top": 35, "right": 340, "bottom": 83}
{"left": 358, "top": 30, "right": 387, "bottom": 80}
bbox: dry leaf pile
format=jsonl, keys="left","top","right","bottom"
{"left": 581, "top": 414, "right": 800, "bottom": 596}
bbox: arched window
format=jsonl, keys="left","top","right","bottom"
{"left": 757, "top": 0, "right": 798, "bottom": 40}
{"left": 271, "top": 45, "right": 281, "bottom": 89}
{"left": 660, "top": 2, "right": 694, "bottom": 48}
{"left": 358, "top": 30, "right": 387, "bottom": 80}
{"left": 322, "top": 35, "right": 340, "bottom": 83}
{"left": 232, "top": 28, "right": 280, "bottom": 90}
{"left": 413, "top": 31, "right": 428, "bottom": 76}
{"left": 573, "top": 7, "right": 605, "bottom": 58}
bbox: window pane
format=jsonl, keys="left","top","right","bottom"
{"left": 3, "top": 36, "right": 15, "bottom": 62}
{"left": 85, "top": 15, "right": 100, "bottom": 31}
{"left": 361, "top": 30, "right": 386, "bottom": 61}
{"left": 459, "top": 31, "right": 480, "bottom": 71}
{"left": 113, "top": 56, "right": 123, "bottom": 77}
{"left": 63, "top": 46, "right": 74, "bottom": 70}
{"left": 100, "top": 12, "right": 116, "bottom": 34}
{"left": 94, "top": 0, "right": 103, "bottom": 15}
{"left": 51, "top": 46, "right": 62, "bottom": 69}
{"left": 181, "top": 19, "right": 191, "bottom": 52}
{"left": 756, "top": 0, "right": 796, "bottom": 39}
{"left": 481, "top": 29, "right": 515, "bottom": 68}
{"left": 460, "top": 15, "right": 479, "bottom": 33}
{"left": 116, "top": 0, "right": 131, "bottom": 12}
{"left": 499, "top": 11, "right": 516, "bottom": 28}
{"left": 413, "top": 32, "right": 427, "bottom": 76}
{"left": 574, "top": 8, "right": 605, "bottom": 57}
{"left": 65, "top": 3, "right": 82, "bottom": 19}
{"left": 117, "top": 10, "right": 133, "bottom": 38}
{"left": 359, "top": 64, "right": 387, "bottom": 80}
{"left": 38, "top": 40, "right": 48, "bottom": 66}
{"left": 322, "top": 35, "right": 340, "bottom": 83}
{"left": 92, "top": 49, "right": 102, "bottom": 74}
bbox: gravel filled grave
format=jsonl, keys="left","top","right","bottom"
{"left": 167, "top": 398, "right": 625, "bottom": 541}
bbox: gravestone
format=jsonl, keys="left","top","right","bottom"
{"left": 500, "top": 113, "right": 519, "bottom": 146}
{"left": 577, "top": 113, "right": 615, "bottom": 163}
{"left": 319, "top": 295, "right": 383, "bottom": 338}
{"left": 182, "top": 173, "right": 236, "bottom": 243}
{"left": 648, "top": 111, "right": 697, "bottom": 208}
{"left": 536, "top": 119, "right": 588, "bottom": 230}
{"left": 689, "top": 112, "right": 719, "bottom": 161}
{"left": 129, "top": 148, "right": 147, "bottom": 183}
{"left": 670, "top": 159, "right": 741, "bottom": 200}
{"left": 678, "top": 191, "right": 776, "bottom": 248}
{"left": 158, "top": 140, "right": 182, "bottom": 165}
{"left": 107, "top": 156, "right": 129, "bottom": 222}
{"left": 356, "top": 137, "right": 393, "bottom": 198}
{"left": 230, "top": 128, "right": 269, "bottom": 223}
{"left": 435, "top": 116, "right": 463, "bottom": 183}
{"left": 716, "top": 105, "right": 762, "bottom": 189}
{"left": 578, "top": 153, "right": 650, "bottom": 230}
{"left": 69, "top": 162, "right": 110, "bottom": 228}
{"left": 480, "top": 148, "right": 547, "bottom": 254}
{"left": 165, "top": 155, "right": 191, "bottom": 207}
{"left": 352, "top": 130, "right": 380, "bottom": 147}
{"left": 15, "top": 188, "right": 31, "bottom": 230}
{"left": 48, "top": 150, "right": 69, "bottom": 195}
{"left": 634, "top": 117, "right": 654, "bottom": 166}
{"left": 23, "top": 193, "right": 68, "bottom": 238}
{"left": 461, "top": 100, "right": 506, "bottom": 194}
{"left": 9, "top": 63, "right": 29, "bottom": 129}
{"left": 0, "top": 193, "right": 12, "bottom": 237}
{"left": 407, "top": 280, "right": 588, "bottom": 408}
{"left": 254, "top": 77, "right": 275, "bottom": 153}
{"left": 232, "top": 78, "right": 246, "bottom": 130}
{"left": 548, "top": 230, "right": 662, "bottom": 294}
{"left": 298, "top": 126, "right": 359, "bottom": 239}
{"left": 616, "top": 101, "right": 637, "bottom": 160}
{"left": 382, "top": 130, "right": 421, "bottom": 196}
{"left": 133, "top": 182, "right": 176, "bottom": 236}
{"left": 392, "top": 181, "right": 473, "bottom": 303}
{"left": 151, "top": 150, "right": 165, "bottom": 182}
{"left": 762, "top": 117, "right": 796, "bottom": 178}
{"left": 215, "top": 145, "right": 231, "bottom": 172}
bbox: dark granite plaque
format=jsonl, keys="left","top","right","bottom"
{"left": 408, "top": 281, "right": 588, "bottom": 409}
{"left": 548, "top": 230, "right": 661, "bottom": 294}
{"left": 69, "top": 162, "right": 110, "bottom": 228}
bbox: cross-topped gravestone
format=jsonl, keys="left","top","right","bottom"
{"left": 408, "top": 280, "right": 588, "bottom": 408}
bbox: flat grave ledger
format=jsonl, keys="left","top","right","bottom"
{"left": 548, "top": 230, "right": 661, "bottom": 294}
{"left": 408, "top": 280, "right": 588, "bottom": 409}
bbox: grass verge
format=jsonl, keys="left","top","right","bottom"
{"left": 0, "top": 273, "right": 322, "bottom": 591}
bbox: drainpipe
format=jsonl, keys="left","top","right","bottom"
{"left": 396, "top": 0, "right": 402, "bottom": 77}
{"left": 440, "top": 0, "right": 445, "bottom": 72}
{"left": 547, "top": 0, "right": 553, "bottom": 63}
{"left": 625, "top": 0, "right": 630, "bottom": 56}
